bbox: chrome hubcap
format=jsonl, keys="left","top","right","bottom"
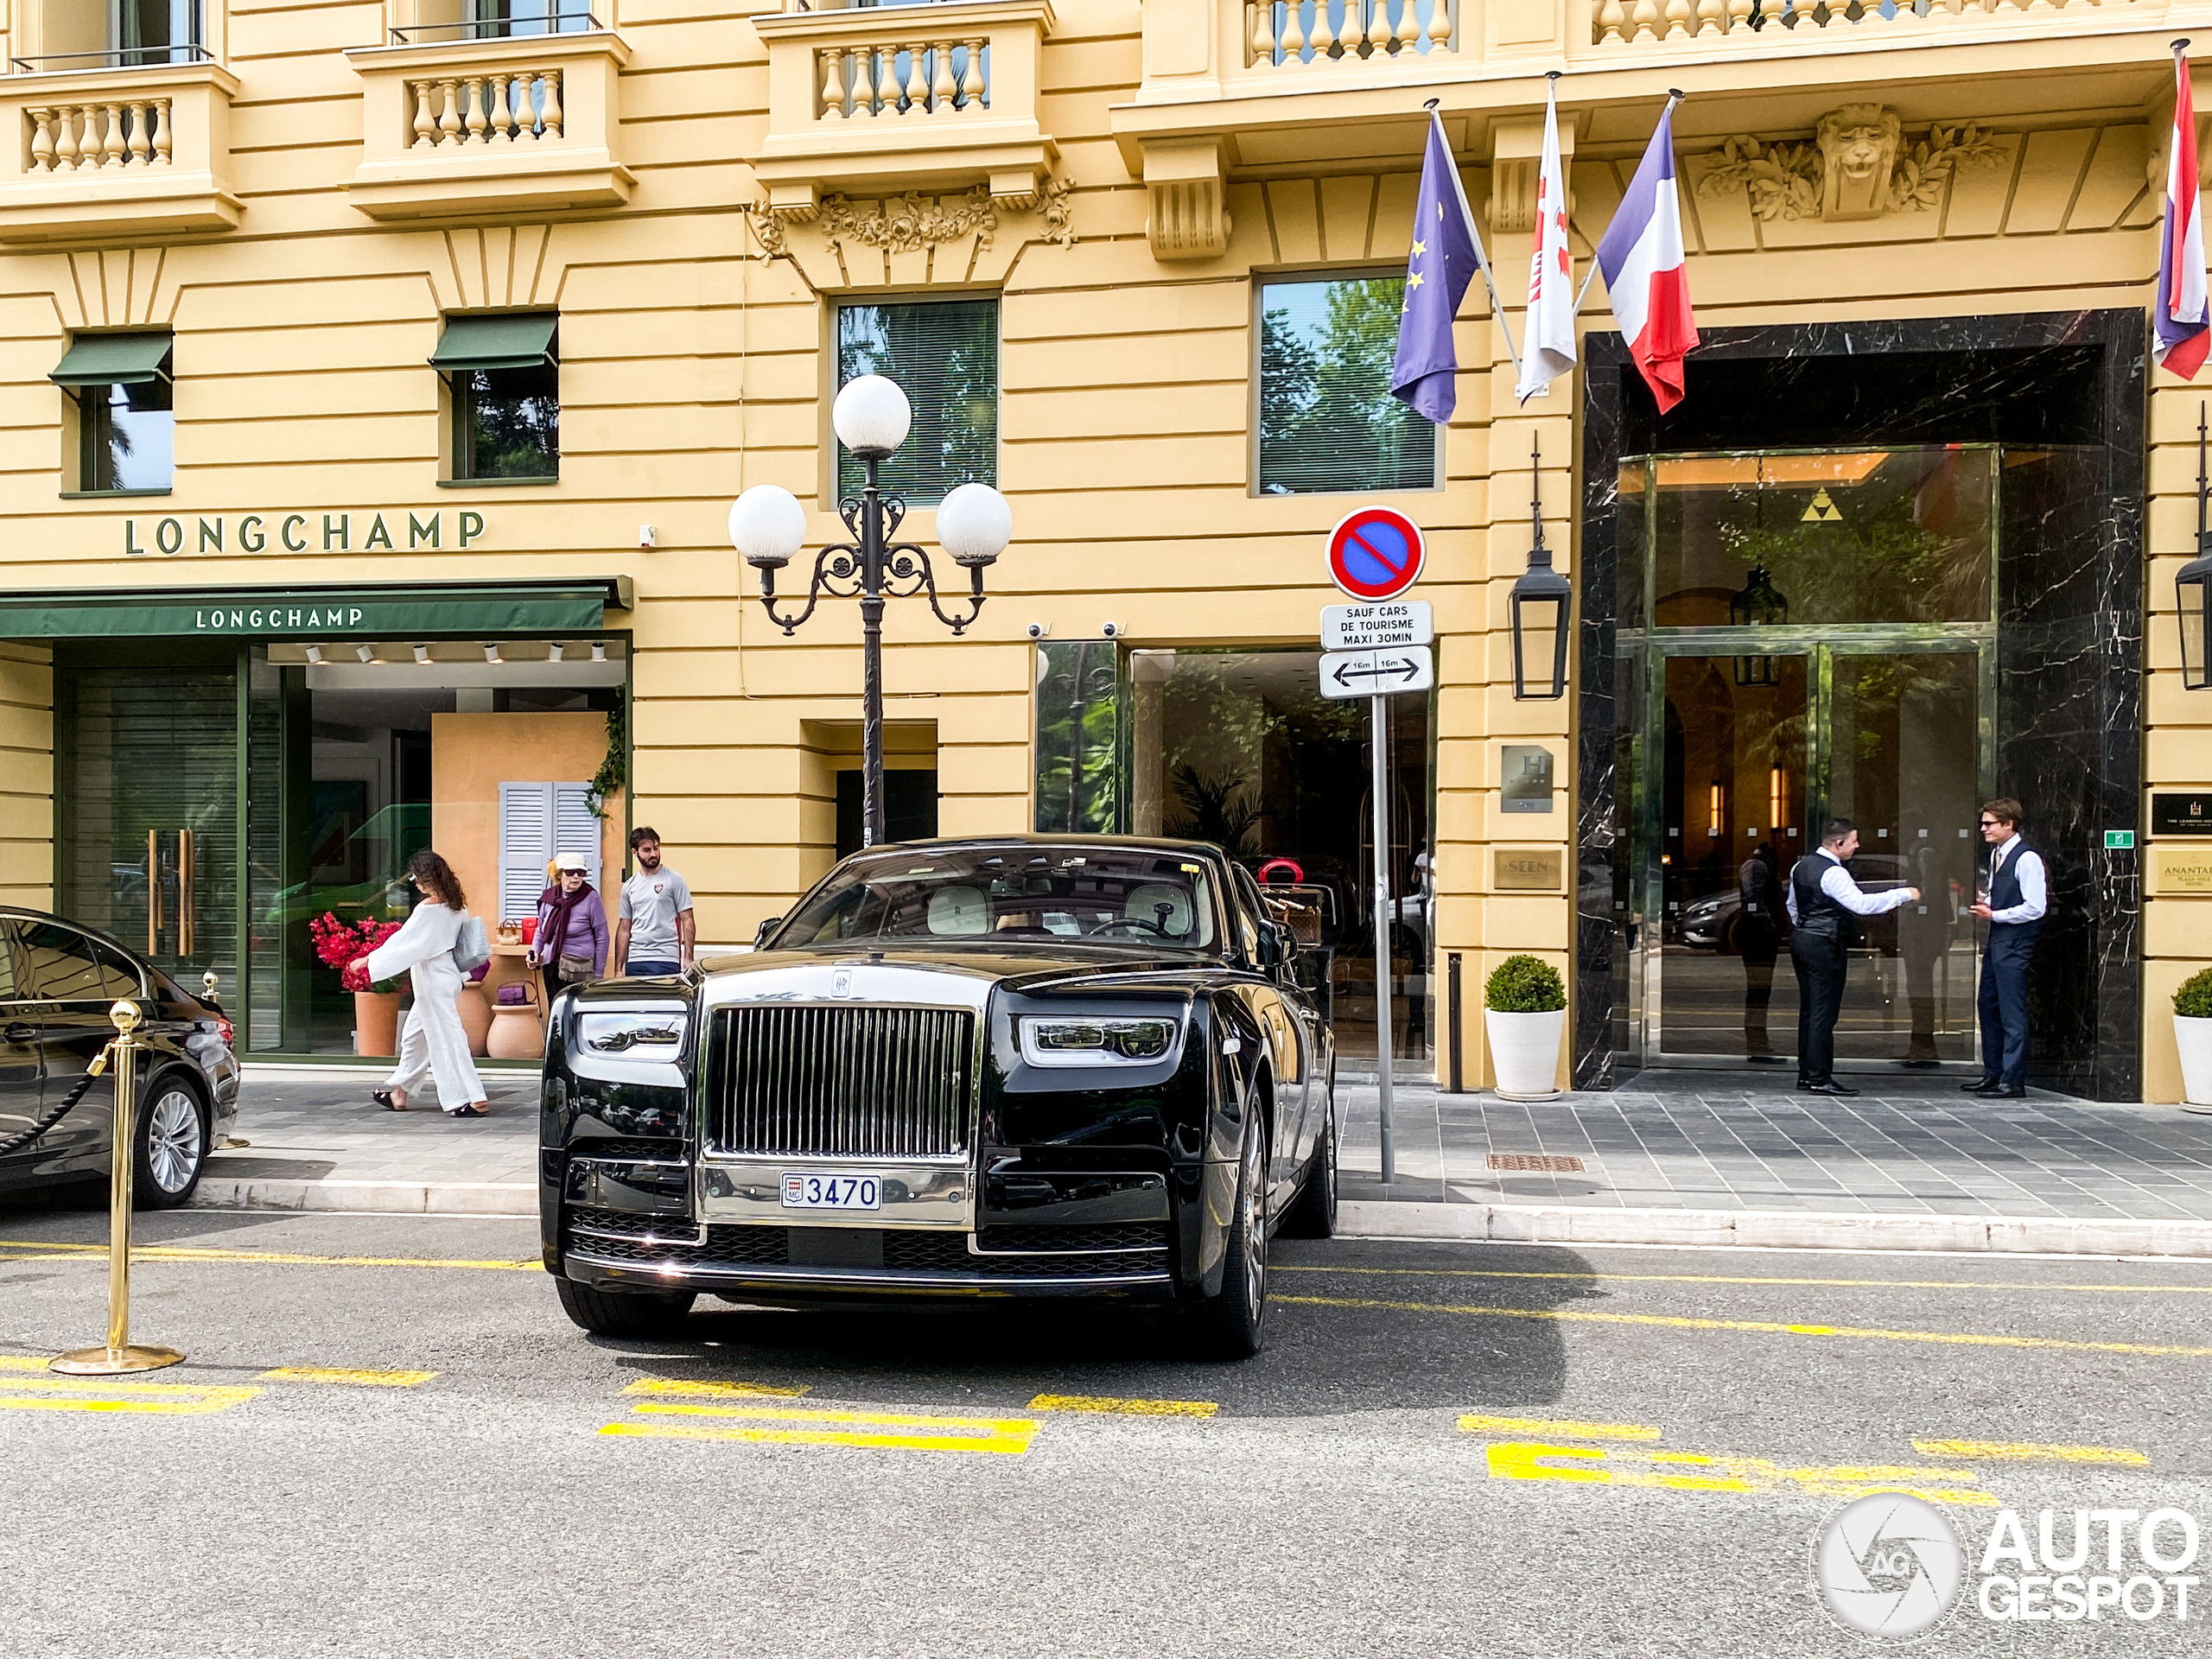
{"left": 145, "top": 1089, "right": 203, "bottom": 1192}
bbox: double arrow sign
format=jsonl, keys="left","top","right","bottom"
{"left": 1319, "top": 601, "right": 1434, "bottom": 701}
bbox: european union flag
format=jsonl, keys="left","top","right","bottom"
{"left": 1391, "top": 111, "right": 1491, "bottom": 425}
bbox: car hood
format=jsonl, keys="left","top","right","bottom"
{"left": 672, "top": 940, "right": 1227, "bottom": 1001}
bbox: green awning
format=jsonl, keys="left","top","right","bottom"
{"left": 0, "top": 578, "right": 632, "bottom": 640}
{"left": 50, "top": 332, "right": 172, "bottom": 388}
{"left": 430, "top": 313, "right": 558, "bottom": 373}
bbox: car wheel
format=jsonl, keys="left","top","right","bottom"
{"left": 134, "top": 1076, "right": 208, "bottom": 1210}
{"left": 1277, "top": 1092, "right": 1337, "bottom": 1240}
{"left": 556, "top": 1277, "right": 696, "bottom": 1338}
{"left": 1187, "top": 1116, "right": 1268, "bottom": 1360}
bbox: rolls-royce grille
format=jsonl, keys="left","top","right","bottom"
{"left": 709, "top": 1004, "right": 975, "bottom": 1159}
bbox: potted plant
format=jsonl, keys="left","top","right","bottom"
{"left": 2177, "top": 968, "right": 2212, "bottom": 1113}
{"left": 1484, "top": 954, "right": 1567, "bottom": 1102}
{"left": 313, "top": 912, "right": 404, "bottom": 1058}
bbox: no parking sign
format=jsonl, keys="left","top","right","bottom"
{"left": 1326, "top": 506, "right": 1424, "bottom": 601}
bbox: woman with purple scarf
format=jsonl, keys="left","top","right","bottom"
{"left": 528, "top": 852, "right": 609, "bottom": 1006}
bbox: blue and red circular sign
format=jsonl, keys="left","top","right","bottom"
{"left": 1327, "top": 506, "right": 1425, "bottom": 601}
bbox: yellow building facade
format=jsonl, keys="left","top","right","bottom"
{"left": 0, "top": 0, "right": 2203, "bottom": 1098}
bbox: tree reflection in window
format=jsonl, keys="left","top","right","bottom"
{"left": 836, "top": 298, "right": 998, "bottom": 505}
{"left": 1258, "top": 276, "right": 1435, "bottom": 496}
{"left": 458, "top": 362, "right": 559, "bottom": 480}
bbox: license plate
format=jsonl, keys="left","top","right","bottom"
{"left": 781, "top": 1173, "right": 881, "bottom": 1211}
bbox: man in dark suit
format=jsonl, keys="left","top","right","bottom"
{"left": 1964, "top": 798, "right": 2047, "bottom": 1099}
{"left": 1787, "top": 817, "right": 1919, "bottom": 1096}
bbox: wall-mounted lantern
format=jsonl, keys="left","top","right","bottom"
{"left": 1510, "top": 437, "right": 1572, "bottom": 701}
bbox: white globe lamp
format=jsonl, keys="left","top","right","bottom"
{"left": 832, "top": 374, "right": 912, "bottom": 458}
{"left": 728, "top": 484, "right": 806, "bottom": 570}
{"left": 936, "top": 482, "right": 1013, "bottom": 569}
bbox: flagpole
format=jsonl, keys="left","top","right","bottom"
{"left": 1426, "top": 102, "right": 1525, "bottom": 384}
{"left": 1574, "top": 89, "right": 1684, "bottom": 313}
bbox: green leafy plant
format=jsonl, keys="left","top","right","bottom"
{"left": 1485, "top": 954, "right": 1566, "bottom": 1014}
{"left": 2177, "top": 969, "right": 2212, "bottom": 1021}
{"left": 588, "top": 702, "right": 626, "bottom": 821}
{"left": 1166, "top": 764, "right": 1268, "bottom": 857}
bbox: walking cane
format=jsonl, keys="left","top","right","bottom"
{"left": 51, "top": 999, "right": 185, "bottom": 1376}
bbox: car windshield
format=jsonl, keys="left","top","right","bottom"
{"left": 778, "top": 846, "right": 1219, "bottom": 952}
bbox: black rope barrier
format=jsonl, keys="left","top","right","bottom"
{"left": 0, "top": 1057, "right": 113, "bottom": 1160}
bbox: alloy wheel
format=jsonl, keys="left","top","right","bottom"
{"left": 1241, "top": 1125, "right": 1267, "bottom": 1319}
{"left": 144, "top": 1087, "right": 205, "bottom": 1193}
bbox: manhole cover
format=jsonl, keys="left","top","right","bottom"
{"left": 1486, "top": 1154, "right": 1586, "bottom": 1174}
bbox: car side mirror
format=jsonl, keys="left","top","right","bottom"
{"left": 1260, "top": 921, "right": 1293, "bottom": 970}
{"left": 753, "top": 917, "right": 781, "bottom": 950}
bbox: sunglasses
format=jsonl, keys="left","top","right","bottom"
{"left": 1978, "top": 820, "right": 2000, "bottom": 828}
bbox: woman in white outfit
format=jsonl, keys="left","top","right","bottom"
{"left": 352, "top": 850, "right": 490, "bottom": 1117}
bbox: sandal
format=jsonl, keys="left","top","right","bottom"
{"left": 372, "top": 1090, "right": 404, "bottom": 1111}
{"left": 449, "top": 1103, "right": 489, "bottom": 1118}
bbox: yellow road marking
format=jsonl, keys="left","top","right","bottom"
{"left": 0, "top": 1374, "right": 260, "bottom": 1416}
{"left": 1480, "top": 1440, "right": 1997, "bottom": 1507}
{"left": 623, "top": 1376, "right": 810, "bottom": 1400}
{"left": 1277, "top": 1264, "right": 2212, "bottom": 1298}
{"left": 1456, "top": 1414, "right": 1660, "bottom": 1441}
{"left": 603, "top": 1401, "right": 1037, "bottom": 1455}
{"left": 1277, "top": 1293, "right": 2212, "bottom": 1360}
{"left": 1029, "top": 1393, "right": 1217, "bottom": 1418}
{"left": 257, "top": 1367, "right": 437, "bottom": 1388}
{"left": 0, "top": 1240, "right": 537, "bottom": 1271}
{"left": 1912, "top": 1439, "right": 2150, "bottom": 1465}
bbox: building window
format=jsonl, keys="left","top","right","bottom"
{"left": 432, "top": 312, "right": 559, "bottom": 484}
{"left": 1256, "top": 274, "right": 1435, "bottom": 496}
{"left": 113, "top": 0, "right": 204, "bottom": 66}
{"left": 836, "top": 297, "right": 997, "bottom": 504}
{"left": 51, "top": 331, "right": 175, "bottom": 495}
{"left": 464, "top": 0, "right": 596, "bottom": 37}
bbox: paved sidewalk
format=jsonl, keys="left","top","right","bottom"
{"left": 175, "top": 1065, "right": 2212, "bottom": 1257}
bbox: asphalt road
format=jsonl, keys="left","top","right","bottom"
{"left": 3, "top": 1198, "right": 2209, "bottom": 1657}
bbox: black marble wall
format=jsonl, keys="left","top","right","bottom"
{"left": 1578, "top": 312, "right": 2145, "bottom": 1099}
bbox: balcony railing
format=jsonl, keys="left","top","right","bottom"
{"left": 818, "top": 38, "right": 988, "bottom": 118}
{"left": 1246, "top": 0, "right": 1456, "bottom": 66}
{"left": 0, "top": 59, "right": 242, "bottom": 244}
{"left": 1588, "top": 0, "right": 2139, "bottom": 48}
{"left": 343, "top": 29, "right": 632, "bottom": 220}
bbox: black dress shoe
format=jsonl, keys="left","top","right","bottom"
{"left": 1961, "top": 1077, "right": 1999, "bottom": 1092}
{"left": 1803, "top": 1079, "right": 1860, "bottom": 1096}
{"left": 1976, "top": 1084, "right": 2027, "bottom": 1099}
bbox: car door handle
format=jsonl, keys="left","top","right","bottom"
{"left": 4, "top": 1023, "right": 35, "bottom": 1045}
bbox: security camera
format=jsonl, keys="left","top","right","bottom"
{"left": 1026, "top": 622, "right": 1049, "bottom": 639}
{"left": 1100, "top": 621, "right": 1124, "bottom": 639}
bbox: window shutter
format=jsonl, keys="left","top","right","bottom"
{"left": 553, "top": 784, "right": 601, "bottom": 887}
{"left": 498, "top": 782, "right": 552, "bottom": 924}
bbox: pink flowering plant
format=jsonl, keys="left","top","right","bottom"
{"left": 313, "top": 912, "right": 403, "bottom": 995}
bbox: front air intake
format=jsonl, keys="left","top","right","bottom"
{"left": 707, "top": 1004, "right": 975, "bottom": 1160}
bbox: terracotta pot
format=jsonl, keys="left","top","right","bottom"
{"left": 353, "top": 990, "right": 403, "bottom": 1058}
{"left": 457, "top": 983, "right": 493, "bottom": 1057}
{"left": 487, "top": 989, "right": 543, "bottom": 1061}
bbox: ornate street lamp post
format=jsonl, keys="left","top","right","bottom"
{"left": 730, "top": 374, "right": 1013, "bottom": 847}
{"left": 1509, "top": 437, "right": 1573, "bottom": 701}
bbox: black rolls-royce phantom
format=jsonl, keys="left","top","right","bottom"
{"left": 539, "top": 836, "right": 1337, "bottom": 1358}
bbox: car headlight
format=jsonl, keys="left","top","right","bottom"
{"left": 1019, "top": 1016, "right": 1179, "bottom": 1068}
{"left": 575, "top": 1011, "right": 687, "bottom": 1058}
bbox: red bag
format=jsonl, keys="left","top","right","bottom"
{"left": 520, "top": 917, "right": 538, "bottom": 946}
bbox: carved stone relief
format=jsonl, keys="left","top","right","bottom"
{"left": 1697, "top": 106, "right": 2005, "bottom": 223}
{"left": 751, "top": 175, "right": 1074, "bottom": 290}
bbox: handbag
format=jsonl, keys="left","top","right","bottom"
{"left": 558, "top": 952, "right": 594, "bottom": 984}
{"left": 453, "top": 914, "right": 491, "bottom": 976}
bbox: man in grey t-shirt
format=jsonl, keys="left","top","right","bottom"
{"left": 614, "top": 826, "right": 695, "bottom": 976}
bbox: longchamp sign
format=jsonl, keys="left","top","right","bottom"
{"left": 123, "top": 509, "right": 489, "bottom": 557}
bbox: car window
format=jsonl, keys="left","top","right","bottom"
{"left": 1229, "top": 867, "right": 1267, "bottom": 965}
{"left": 16, "top": 923, "right": 141, "bottom": 1001}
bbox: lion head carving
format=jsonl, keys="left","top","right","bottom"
{"left": 1815, "top": 104, "right": 1902, "bottom": 219}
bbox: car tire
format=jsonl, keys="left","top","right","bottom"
{"left": 1277, "top": 1092, "right": 1337, "bottom": 1240}
{"left": 556, "top": 1277, "right": 696, "bottom": 1338}
{"left": 1186, "top": 1116, "right": 1268, "bottom": 1361}
{"left": 133, "top": 1073, "right": 209, "bottom": 1210}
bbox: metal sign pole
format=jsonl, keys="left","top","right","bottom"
{"left": 1371, "top": 691, "right": 1396, "bottom": 1184}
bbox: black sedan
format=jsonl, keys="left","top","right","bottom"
{"left": 0, "top": 909, "right": 240, "bottom": 1208}
{"left": 540, "top": 836, "right": 1338, "bottom": 1358}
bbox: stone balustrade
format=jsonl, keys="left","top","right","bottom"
{"left": 817, "top": 39, "right": 988, "bottom": 119}
{"left": 26, "top": 99, "right": 176, "bottom": 172}
{"left": 1590, "top": 0, "right": 2139, "bottom": 47}
{"left": 1248, "top": 0, "right": 1456, "bottom": 64}
{"left": 406, "top": 68, "right": 565, "bottom": 148}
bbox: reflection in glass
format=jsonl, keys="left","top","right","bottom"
{"left": 1033, "top": 641, "right": 1121, "bottom": 835}
{"left": 457, "top": 363, "right": 559, "bottom": 480}
{"left": 115, "top": 0, "right": 201, "bottom": 64}
{"left": 84, "top": 381, "right": 174, "bottom": 493}
{"left": 836, "top": 299, "right": 997, "bottom": 505}
{"left": 1257, "top": 276, "right": 1433, "bottom": 496}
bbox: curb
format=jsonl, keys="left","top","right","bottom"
{"left": 189, "top": 1176, "right": 537, "bottom": 1216}
{"left": 1338, "top": 1199, "right": 2212, "bottom": 1258}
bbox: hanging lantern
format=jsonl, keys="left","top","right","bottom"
{"left": 1730, "top": 563, "right": 1789, "bottom": 687}
{"left": 1510, "top": 437, "right": 1572, "bottom": 701}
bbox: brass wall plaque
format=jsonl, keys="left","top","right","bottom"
{"left": 2152, "top": 847, "right": 2212, "bottom": 895}
{"left": 1494, "top": 849, "right": 1564, "bottom": 892}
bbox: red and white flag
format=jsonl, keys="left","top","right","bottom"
{"left": 1592, "top": 98, "right": 1699, "bottom": 413}
{"left": 1516, "top": 77, "right": 1577, "bottom": 404}
{"left": 2158, "top": 40, "right": 2209, "bottom": 380}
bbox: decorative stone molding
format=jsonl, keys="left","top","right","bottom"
{"left": 1697, "top": 106, "right": 2004, "bottom": 223}
{"left": 1141, "top": 136, "right": 1229, "bottom": 261}
{"left": 753, "top": 176, "right": 1074, "bottom": 289}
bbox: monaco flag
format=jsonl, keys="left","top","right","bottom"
{"left": 1516, "top": 77, "right": 1577, "bottom": 404}
{"left": 1594, "top": 99, "right": 1700, "bottom": 413}
{"left": 2158, "top": 40, "right": 2209, "bottom": 380}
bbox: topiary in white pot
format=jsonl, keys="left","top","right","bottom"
{"left": 2177, "top": 969, "right": 2212, "bottom": 1114}
{"left": 1484, "top": 955, "right": 1567, "bottom": 1102}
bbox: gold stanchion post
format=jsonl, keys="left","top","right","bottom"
{"left": 50, "top": 999, "right": 184, "bottom": 1376}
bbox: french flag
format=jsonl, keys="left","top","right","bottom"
{"left": 1594, "top": 100, "right": 1699, "bottom": 414}
{"left": 2158, "top": 41, "right": 2209, "bottom": 381}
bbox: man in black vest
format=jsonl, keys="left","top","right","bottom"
{"left": 1786, "top": 817, "right": 1920, "bottom": 1096}
{"left": 1965, "top": 797, "right": 2047, "bottom": 1099}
